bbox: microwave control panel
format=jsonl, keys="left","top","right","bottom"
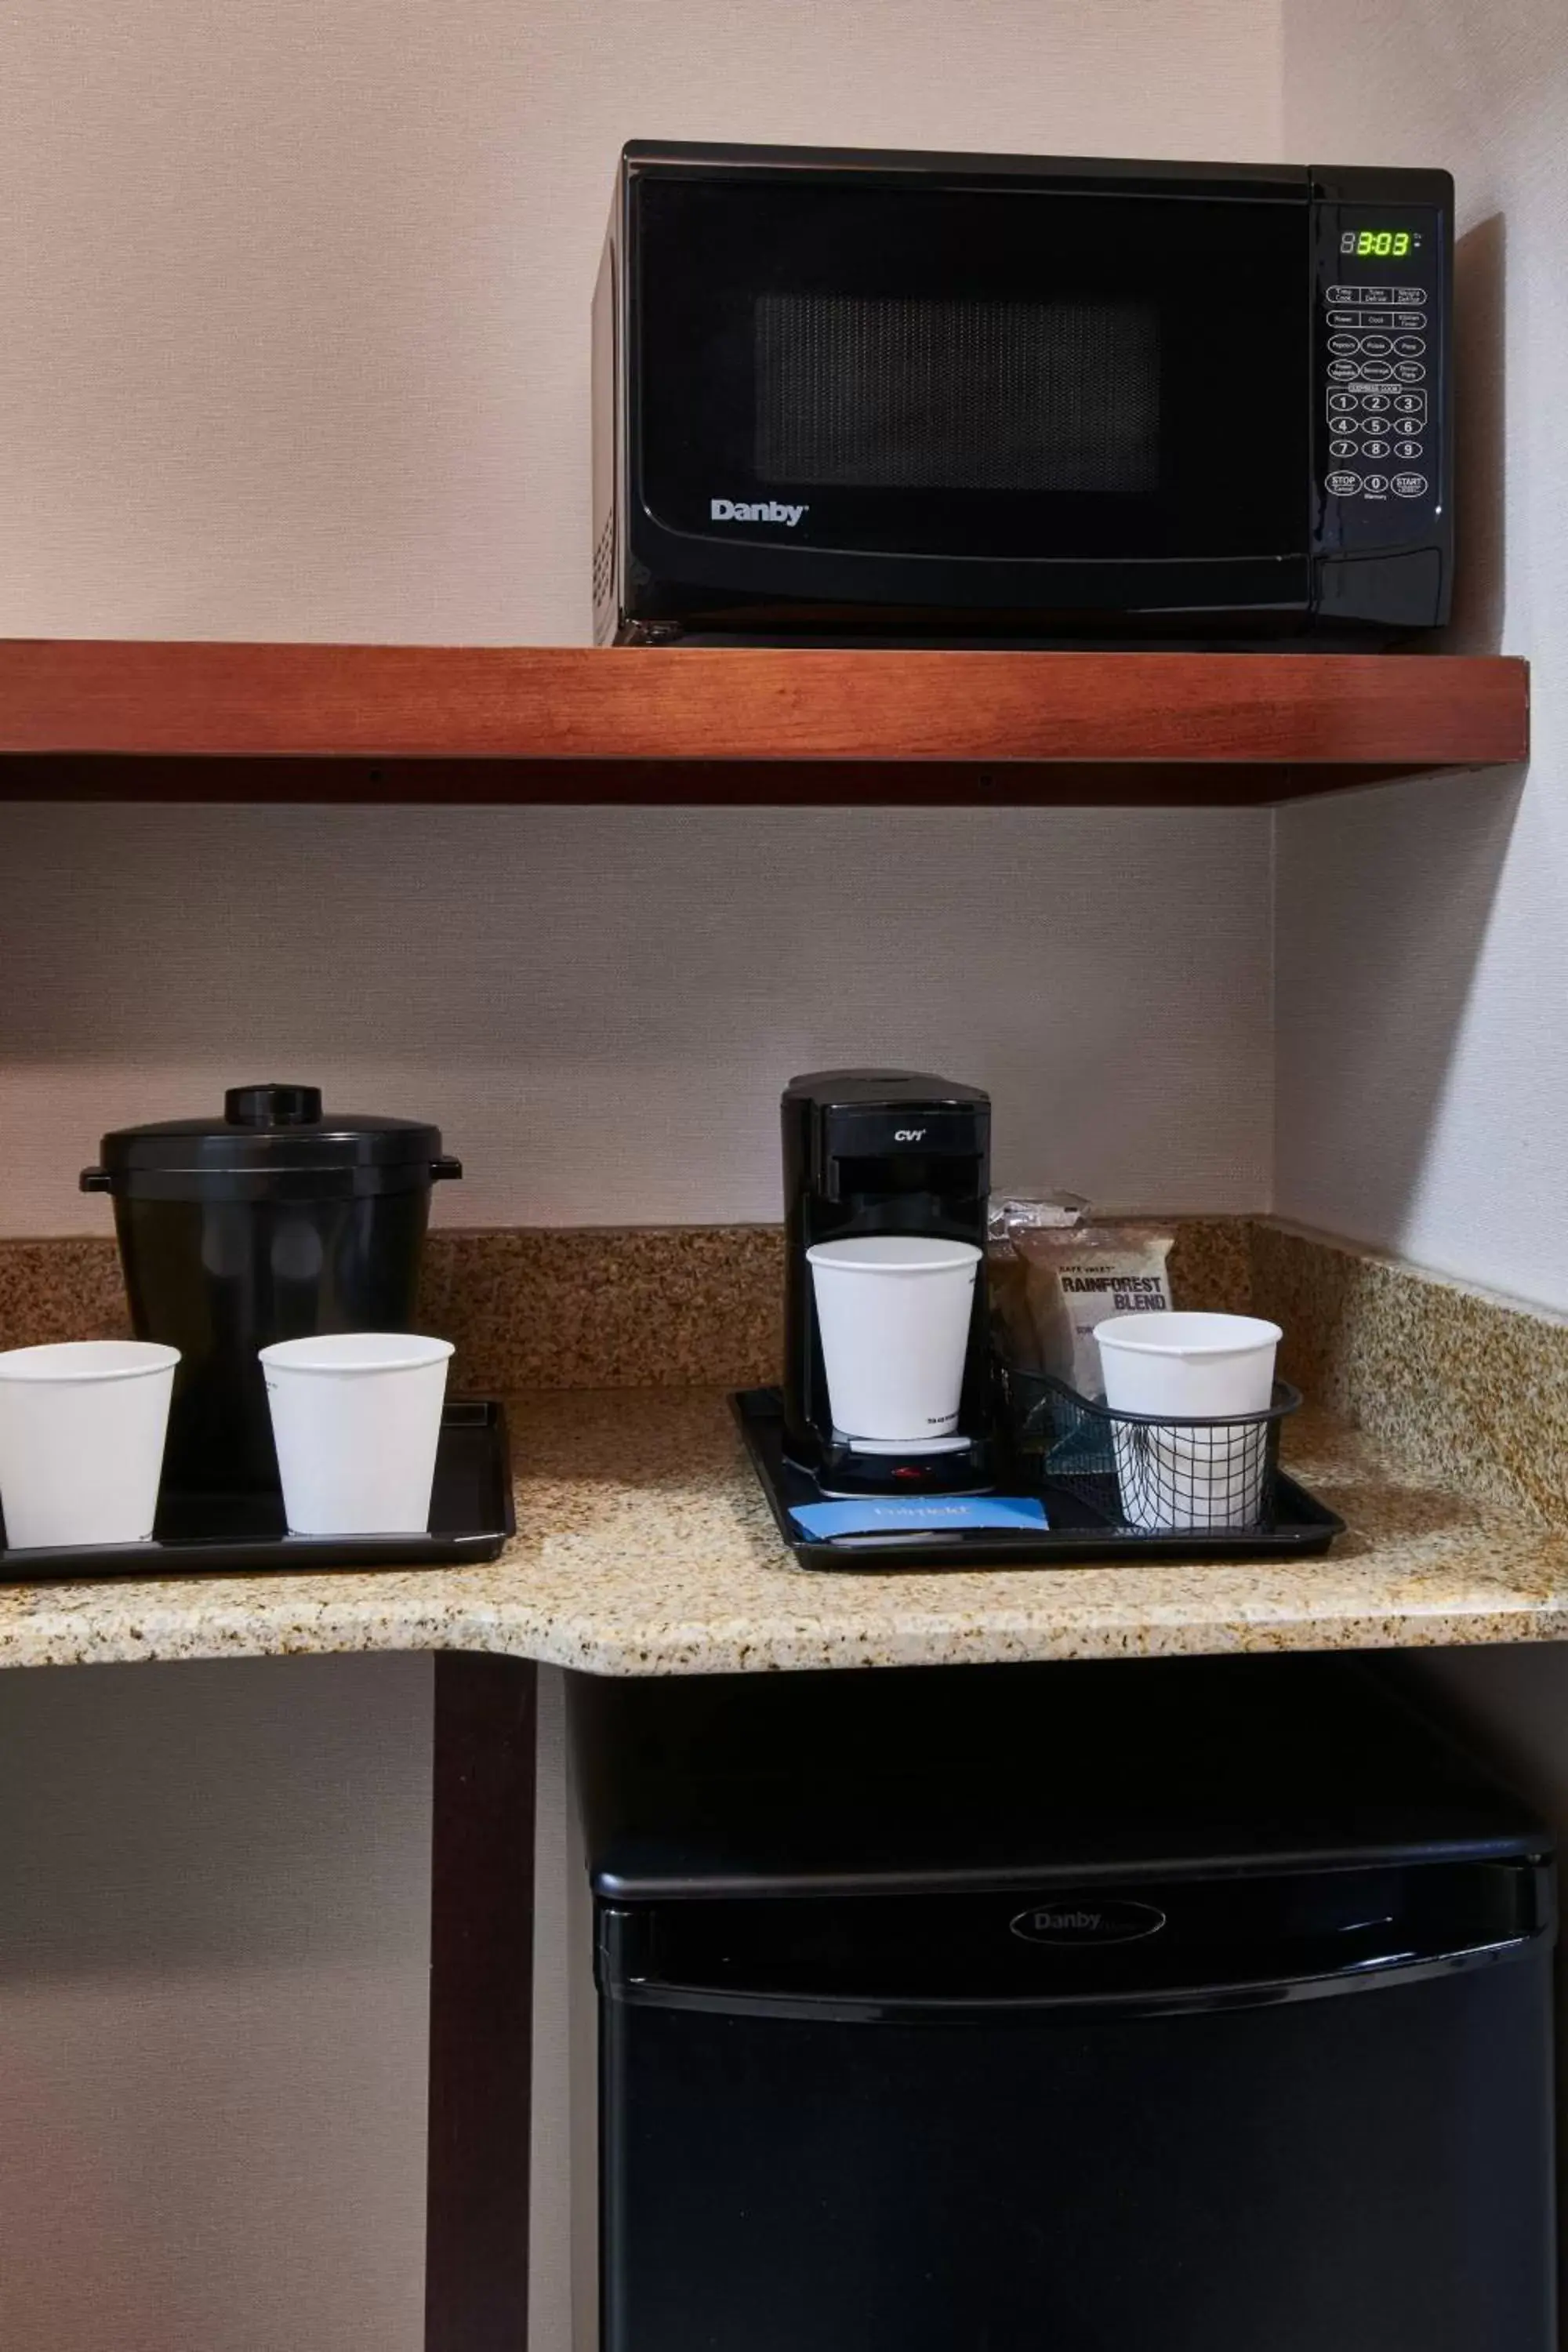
{"left": 1313, "top": 207, "right": 1443, "bottom": 546}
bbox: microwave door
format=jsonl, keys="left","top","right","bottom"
{"left": 630, "top": 175, "right": 1312, "bottom": 623}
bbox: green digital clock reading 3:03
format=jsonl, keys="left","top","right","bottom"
{"left": 1338, "top": 228, "right": 1418, "bottom": 257}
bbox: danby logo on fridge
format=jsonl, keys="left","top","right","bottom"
{"left": 1011, "top": 1899, "right": 1167, "bottom": 1946}
{"left": 710, "top": 498, "right": 809, "bottom": 526}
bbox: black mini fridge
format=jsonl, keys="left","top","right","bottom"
{"left": 574, "top": 1657, "right": 1556, "bottom": 2352}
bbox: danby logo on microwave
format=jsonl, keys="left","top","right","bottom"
{"left": 1011, "top": 1898, "right": 1167, "bottom": 1946}
{"left": 710, "top": 498, "right": 809, "bottom": 527}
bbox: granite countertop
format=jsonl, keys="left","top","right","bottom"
{"left": 2, "top": 1388, "right": 1566, "bottom": 1673}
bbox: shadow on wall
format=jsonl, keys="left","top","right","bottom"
{"left": 1443, "top": 214, "right": 1506, "bottom": 652}
{"left": 1275, "top": 763, "right": 1525, "bottom": 1244}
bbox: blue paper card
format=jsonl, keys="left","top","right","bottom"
{"left": 789, "top": 1494, "right": 1051, "bottom": 1541}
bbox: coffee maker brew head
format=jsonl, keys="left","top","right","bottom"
{"left": 781, "top": 1069, "right": 994, "bottom": 1490}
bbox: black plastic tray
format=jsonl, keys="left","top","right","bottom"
{"left": 733, "top": 1388, "right": 1344, "bottom": 1572}
{"left": 0, "top": 1399, "right": 515, "bottom": 1583}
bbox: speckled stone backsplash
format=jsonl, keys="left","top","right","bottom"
{"left": 1253, "top": 1223, "right": 1568, "bottom": 1527}
{"left": 0, "top": 1238, "right": 130, "bottom": 1349}
{"left": 419, "top": 1225, "right": 785, "bottom": 1389}
{"left": 0, "top": 1217, "right": 1252, "bottom": 1392}
{"left": 0, "top": 1228, "right": 786, "bottom": 1388}
{"left": 426, "top": 1215, "right": 1254, "bottom": 1386}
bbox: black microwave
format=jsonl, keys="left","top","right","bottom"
{"left": 592, "top": 142, "right": 1453, "bottom": 646}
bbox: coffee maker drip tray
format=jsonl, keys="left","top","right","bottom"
{"left": 816, "top": 1425, "right": 994, "bottom": 1492}
{"left": 732, "top": 1389, "right": 1342, "bottom": 1572}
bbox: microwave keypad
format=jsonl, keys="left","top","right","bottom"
{"left": 1322, "top": 284, "right": 1428, "bottom": 502}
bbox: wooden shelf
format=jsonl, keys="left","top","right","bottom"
{"left": 0, "top": 641, "right": 1529, "bottom": 805}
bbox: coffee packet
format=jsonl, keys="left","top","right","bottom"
{"left": 990, "top": 1196, "right": 1175, "bottom": 1398}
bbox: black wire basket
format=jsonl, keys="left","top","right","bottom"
{"left": 1000, "top": 1367, "right": 1302, "bottom": 1535}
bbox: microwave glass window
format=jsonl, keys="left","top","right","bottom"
{"left": 636, "top": 180, "right": 1309, "bottom": 563}
{"left": 753, "top": 295, "right": 1160, "bottom": 495}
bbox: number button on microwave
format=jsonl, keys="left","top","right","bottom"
{"left": 1362, "top": 394, "right": 1392, "bottom": 412}
{"left": 1328, "top": 392, "right": 1358, "bottom": 413}
{"left": 1329, "top": 438, "right": 1357, "bottom": 458}
{"left": 1362, "top": 439, "right": 1391, "bottom": 458}
{"left": 1394, "top": 393, "right": 1425, "bottom": 415}
{"left": 1394, "top": 438, "right": 1423, "bottom": 459}
{"left": 1363, "top": 474, "right": 1390, "bottom": 495}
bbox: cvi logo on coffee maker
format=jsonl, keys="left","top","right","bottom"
{"left": 710, "top": 498, "right": 809, "bottom": 526}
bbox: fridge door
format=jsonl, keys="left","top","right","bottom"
{"left": 601, "top": 1867, "right": 1555, "bottom": 2352}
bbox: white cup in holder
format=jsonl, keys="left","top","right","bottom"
{"left": 1094, "top": 1312, "right": 1283, "bottom": 1530}
{"left": 807, "top": 1236, "right": 981, "bottom": 1451}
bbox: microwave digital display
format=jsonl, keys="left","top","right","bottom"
{"left": 1340, "top": 228, "right": 1421, "bottom": 256}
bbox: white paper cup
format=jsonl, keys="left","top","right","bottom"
{"left": 1094, "top": 1312, "right": 1282, "bottom": 1417}
{"left": 0, "top": 1340, "right": 180, "bottom": 1548}
{"left": 1094, "top": 1312, "right": 1283, "bottom": 1531}
{"left": 260, "top": 1333, "right": 454, "bottom": 1536}
{"left": 807, "top": 1236, "right": 981, "bottom": 1448}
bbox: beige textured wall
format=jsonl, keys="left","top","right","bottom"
{"left": 0, "top": 2, "right": 1286, "bottom": 2348}
{"left": 0, "top": 800, "right": 1273, "bottom": 1236}
{"left": 0, "top": 0, "right": 1280, "bottom": 644}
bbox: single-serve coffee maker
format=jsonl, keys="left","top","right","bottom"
{"left": 782, "top": 1070, "right": 995, "bottom": 1494}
